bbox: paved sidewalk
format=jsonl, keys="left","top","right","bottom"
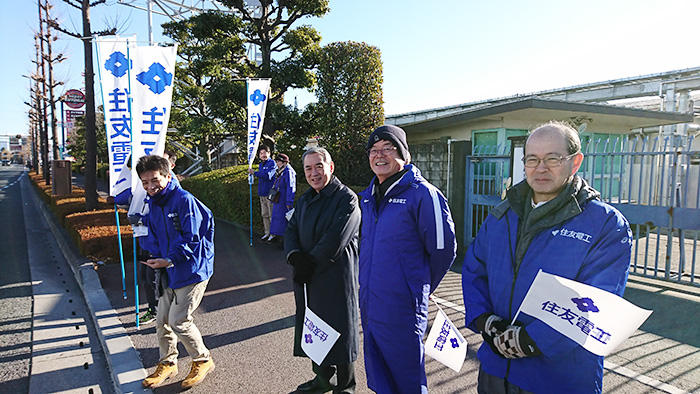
{"left": 25, "top": 174, "right": 149, "bottom": 393}
{"left": 20, "top": 176, "right": 113, "bottom": 393}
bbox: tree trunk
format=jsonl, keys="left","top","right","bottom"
{"left": 38, "top": 0, "right": 50, "bottom": 184}
{"left": 45, "top": 0, "right": 60, "bottom": 161}
{"left": 82, "top": 0, "right": 97, "bottom": 210}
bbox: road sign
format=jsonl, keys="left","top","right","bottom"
{"left": 64, "top": 89, "right": 85, "bottom": 109}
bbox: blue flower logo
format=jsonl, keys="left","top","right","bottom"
{"left": 104, "top": 51, "right": 129, "bottom": 78}
{"left": 136, "top": 62, "right": 173, "bottom": 94}
{"left": 304, "top": 334, "right": 313, "bottom": 344}
{"left": 450, "top": 338, "right": 459, "bottom": 348}
{"left": 249, "top": 89, "right": 267, "bottom": 105}
{"left": 571, "top": 297, "right": 599, "bottom": 313}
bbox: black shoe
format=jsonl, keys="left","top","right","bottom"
{"left": 296, "top": 377, "right": 332, "bottom": 393}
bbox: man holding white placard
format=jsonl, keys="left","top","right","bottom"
{"left": 462, "top": 121, "right": 633, "bottom": 394}
{"left": 285, "top": 147, "right": 361, "bottom": 393}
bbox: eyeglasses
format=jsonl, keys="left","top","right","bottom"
{"left": 368, "top": 146, "right": 397, "bottom": 157}
{"left": 523, "top": 153, "right": 577, "bottom": 168}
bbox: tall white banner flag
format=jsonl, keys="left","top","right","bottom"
{"left": 128, "top": 44, "right": 178, "bottom": 219}
{"left": 518, "top": 270, "right": 652, "bottom": 356}
{"left": 95, "top": 36, "right": 135, "bottom": 197}
{"left": 300, "top": 285, "right": 340, "bottom": 365}
{"left": 425, "top": 303, "right": 467, "bottom": 372}
{"left": 246, "top": 78, "right": 271, "bottom": 168}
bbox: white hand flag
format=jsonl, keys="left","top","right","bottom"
{"left": 518, "top": 270, "right": 652, "bottom": 356}
{"left": 425, "top": 302, "right": 467, "bottom": 372}
{"left": 300, "top": 284, "right": 340, "bottom": 365}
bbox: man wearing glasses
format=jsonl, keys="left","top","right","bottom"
{"left": 359, "top": 125, "right": 457, "bottom": 393}
{"left": 462, "top": 121, "right": 632, "bottom": 394}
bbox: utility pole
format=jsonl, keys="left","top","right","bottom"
{"left": 49, "top": 0, "right": 115, "bottom": 210}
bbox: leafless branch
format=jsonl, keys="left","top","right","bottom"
{"left": 94, "top": 27, "right": 117, "bottom": 36}
{"left": 47, "top": 19, "right": 81, "bottom": 38}
{"left": 60, "top": 0, "right": 82, "bottom": 11}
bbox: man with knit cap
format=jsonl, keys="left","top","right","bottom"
{"left": 359, "top": 125, "right": 457, "bottom": 393}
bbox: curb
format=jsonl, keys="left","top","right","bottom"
{"left": 25, "top": 175, "right": 150, "bottom": 394}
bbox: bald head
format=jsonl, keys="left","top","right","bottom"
{"left": 524, "top": 121, "right": 584, "bottom": 203}
{"left": 526, "top": 121, "right": 581, "bottom": 157}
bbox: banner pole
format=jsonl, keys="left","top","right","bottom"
{"left": 246, "top": 78, "right": 253, "bottom": 247}
{"left": 114, "top": 204, "right": 127, "bottom": 299}
{"left": 134, "top": 235, "right": 140, "bottom": 328}
{"left": 249, "top": 176, "right": 253, "bottom": 246}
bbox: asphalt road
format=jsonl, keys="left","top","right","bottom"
{"left": 97, "top": 219, "right": 488, "bottom": 393}
{"left": 0, "top": 165, "right": 32, "bottom": 393}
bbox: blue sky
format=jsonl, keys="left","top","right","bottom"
{"left": 4, "top": 0, "right": 700, "bottom": 136}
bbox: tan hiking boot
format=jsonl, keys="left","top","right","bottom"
{"left": 181, "top": 359, "right": 215, "bottom": 389}
{"left": 142, "top": 362, "right": 178, "bottom": 388}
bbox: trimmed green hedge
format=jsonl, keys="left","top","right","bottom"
{"left": 181, "top": 165, "right": 366, "bottom": 235}
{"left": 180, "top": 165, "right": 304, "bottom": 234}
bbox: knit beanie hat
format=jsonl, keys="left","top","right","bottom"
{"left": 366, "top": 125, "right": 411, "bottom": 163}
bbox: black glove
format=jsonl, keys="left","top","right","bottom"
{"left": 288, "top": 252, "right": 316, "bottom": 284}
{"left": 493, "top": 324, "right": 541, "bottom": 359}
{"left": 476, "top": 313, "right": 509, "bottom": 357}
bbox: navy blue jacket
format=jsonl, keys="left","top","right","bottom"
{"left": 253, "top": 158, "right": 276, "bottom": 196}
{"left": 140, "top": 179, "right": 215, "bottom": 289}
{"left": 359, "top": 164, "right": 456, "bottom": 392}
{"left": 462, "top": 177, "right": 632, "bottom": 394}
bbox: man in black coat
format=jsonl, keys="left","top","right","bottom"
{"left": 285, "top": 147, "right": 361, "bottom": 394}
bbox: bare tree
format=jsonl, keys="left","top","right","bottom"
{"left": 39, "top": 0, "right": 66, "bottom": 163}
{"left": 37, "top": 3, "right": 51, "bottom": 183}
{"left": 48, "top": 0, "right": 116, "bottom": 210}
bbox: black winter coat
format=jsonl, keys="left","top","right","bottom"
{"left": 284, "top": 176, "right": 361, "bottom": 364}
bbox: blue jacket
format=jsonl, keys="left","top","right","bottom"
{"left": 141, "top": 179, "right": 215, "bottom": 290}
{"left": 270, "top": 165, "right": 296, "bottom": 236}
{"left": 462, "top": 177, "right": 632, "bottom": 394}
{"left": 358, "top": 164, "right": 456, "bottom": 392}
{"left": 254, "top": 158, "right": 276, "bottom": 196}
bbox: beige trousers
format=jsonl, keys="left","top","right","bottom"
{"left": 157, "top": 279, "right": 210, "bottom": 364}
{"left": 260, "top": 196, "right": 273, "bottom": 236}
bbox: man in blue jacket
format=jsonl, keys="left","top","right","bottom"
{"left": 136, "top": 155, "right": 216, "bottom": 390}
{"left": 359, "top": 125, "right": 457, "bottom": 393}
{"left": 113, "top": 150, "right": 180, "bottom": 325}
{"left": 462, "top": 121, "right": 632, "bottom": 394}
{"left": 248, "top": 145, "right": 277, "bottom": 241}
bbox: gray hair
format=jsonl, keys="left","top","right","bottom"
{"left": 528, "top": 120, "right": 581, "bottom": 155}
{"left": 302, "top": 147, "right": 333, "bottom": 164}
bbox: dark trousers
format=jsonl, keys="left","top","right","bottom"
{"left": 477, "top": 367, "right": 534, "bottom": 394}
{"left": 137, "top": 253, "right": 158, "bottom": 313}
{"left": 313, "top": 361, "right": 355, "bottom": 394}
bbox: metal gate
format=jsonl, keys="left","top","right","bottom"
{"left": 464, "top": 136, "right": 700, "bottom": 286}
